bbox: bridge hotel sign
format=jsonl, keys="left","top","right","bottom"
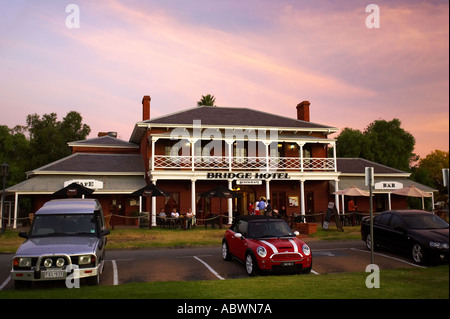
{"left": 206, "top": 172, "right": 290, "bottom": 185}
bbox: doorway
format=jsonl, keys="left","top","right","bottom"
{"left": 234, "top": 185, "right": 256, "bottom": 215}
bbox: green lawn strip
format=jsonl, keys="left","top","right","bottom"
{"left": 1, "top": 266, "right": 447, "bottom": 299}
{"left": 0, "top": 225, "right": 361, "bottom": 253}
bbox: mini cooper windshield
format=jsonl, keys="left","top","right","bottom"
{"left": 248, "top": 220, "right": 295, "bottom": 238}
{"left": 29, "top": 214, "right": 98, "bottom": 237}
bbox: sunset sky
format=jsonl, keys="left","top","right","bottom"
{"left": 0, "top": 0, "right": 448, "bottom": 159}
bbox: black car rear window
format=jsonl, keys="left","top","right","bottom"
{"left": 403, "top": 214, "right": 449, "bottom": 229}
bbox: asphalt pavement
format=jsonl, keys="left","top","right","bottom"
{"left": 0, "top": 239, "right": 425, "bottom": 290}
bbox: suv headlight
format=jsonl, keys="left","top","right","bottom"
{"left": 13, "top": 257, "right": 32, "bottom": 268}
{"left": 302, "top": 244, "right": 311, "bottom": 256}
{"left": 256, "top": 246, "right": 267, "bottom": 258}
{"left": 79, "top": 255, "right": 95, "bottom": 265}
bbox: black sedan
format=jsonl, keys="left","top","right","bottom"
{"left": 361, "top": 210, "right": 449, "bottom": 264}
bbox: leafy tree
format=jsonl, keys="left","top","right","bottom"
{"left": 197, "top": 94, "right": 216, "bottom": 106}
{"left": 26, "top": 111, "right": 91, "bottom": 169}
{"left": 0, "top": 111, "right": 91, "bottom": 187}
{"left": 335, "top": 128, "right": 365, "bottom": 158}
{"left": 0, "top": 125, "right": 30, "bottom": 186}
{"left": 411, "top": 150, "right": 449, "bottom": 203}
{"left": 335, "top": 118, "right": 417, "bottom": 171}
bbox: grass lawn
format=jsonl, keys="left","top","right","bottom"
{"left": 0, "top": 265, "right": 448, "bottom": 299}
{"left": 0, "top": 223, "right": 360, "bottom": 252}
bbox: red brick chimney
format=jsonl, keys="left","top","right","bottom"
{"left": 296, "top": 101, "right": 310, "bottom": 122}
{"left": 142, "top": 95, "right": 151, "bottom": 121}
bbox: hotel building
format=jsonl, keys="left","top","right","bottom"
{"left": 4, "top": 96, "right": 435, "bottom": 227}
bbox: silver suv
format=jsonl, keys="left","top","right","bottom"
{"left": 11, "top": 199, "right": 109, "bottom": 289}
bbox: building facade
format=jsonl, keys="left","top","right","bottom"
{"left": 3, "top": 96, "right": 436, "bottom": 228}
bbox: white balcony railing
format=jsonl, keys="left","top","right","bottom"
{"left": 151, "top": 156, "right": 335, "bottom": 171}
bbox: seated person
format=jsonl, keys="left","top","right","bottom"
{"left": 186, "top": 208, "right": 194, "bottom": 229}
{"left": 171, "top": 208, "right": 179, "bottom": 218}
{"left": 159, "top": 208, "right": 166, "bottom": 218}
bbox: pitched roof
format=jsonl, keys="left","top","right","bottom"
{"left": 336, "top": 158, "right": 408, "bottom": 175}
{"left": 68, "top": 135, "right": 138, "bottom": 149}
{"left": 142, "top": 105, "right": 336, "bottom": 130}
{"left": 30, "top": 153, "right": 145, "bottom": 175}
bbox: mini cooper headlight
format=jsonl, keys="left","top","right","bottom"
{"left": 302, "top": 244, "right": 311, "bottom": 256}
{"left": 256, "top": 246, "right": 267, "bottom": 258}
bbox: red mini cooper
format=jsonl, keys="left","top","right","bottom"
{"left": 222, "top": 215, "right": 312, "bottom": 275}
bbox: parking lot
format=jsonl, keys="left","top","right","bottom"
{"left": 0, "top": 240, "right": 425, "bottom": 290}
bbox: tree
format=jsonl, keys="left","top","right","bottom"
{"left": 26, "top": 111, "right": 91, "bottom": 170}
{"left": 335, "top": 128, "right": 365, "bottom": 158}
{"left": 197, "top": 94, "right": 216, "bottom": 106}
{"left": 0, "top": 125, "right": 30, "bottom": 186}
{"left": 411, "top": 150, "right": 449, "bottom": 203}
{"left": 335, "top": 118, "right": 417, "bottom": 171}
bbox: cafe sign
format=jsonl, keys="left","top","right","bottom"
{"left": 64, "top": 179, "right": 104, "bottom": 189}
{"left": 374, "top": 181, "right": 403, "bottom": 190}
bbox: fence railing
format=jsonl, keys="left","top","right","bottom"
{"left": 151, "top": 156, "right": 335, "bottom": 171}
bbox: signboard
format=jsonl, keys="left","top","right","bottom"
{"left": 323, "top": 202, "right": 343, "bottom": 232}
{"left": 374, "top": 181, "right": 403, "bottom": 190}
{"left": 206, "top": 172, "right": 290, "bottom": 180}
{"left": 236, "top": 180, "right": 262, "bottom": 185}
{"left": 64, "top": 179, "right": 103, "bottom": 189}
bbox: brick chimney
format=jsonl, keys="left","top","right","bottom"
{"left": 142, "top": 95, "right": 151, "bottom": 121}
{"left": 296, "top": 101, "right": 310, "bottom": 122}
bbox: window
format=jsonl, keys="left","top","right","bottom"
{"left": 378, "top": 213, "right": 392, "bottom": 226}
{"left": 389, "top": 215, "right": 403, "bottom": 229}
{"left": 232, "top": 220, "right": 248, "bottom": 237}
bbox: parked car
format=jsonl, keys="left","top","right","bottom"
{"left": 11, "top": 199, "right": 110, "bottom": 289}
{"left": 361, "top": 210, "right": 449, "bottom": 264}
{"left": 222, "top": 215, "right": 312, "bottom": 275}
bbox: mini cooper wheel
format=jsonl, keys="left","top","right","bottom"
{"left": 222, "top": 241, "right": 232, "bottom": 261}
{"left": 245, "top": 252, "right": 258, "bottom": 276}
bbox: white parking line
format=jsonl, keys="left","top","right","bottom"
{"left": 111, "top": 260, "right": 119, "bottom": 285}
{"left": 0, "top": 276, "right": 10, "bottom": 290}
{"left": 193, "top": 256, "right": 225, "bottom": 280}
{"left": 350, "top": 248, "right": 427, "bottom": 268}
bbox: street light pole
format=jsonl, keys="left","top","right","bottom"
{"left": 1, "top": 162, "right": 9, "bottom": 235}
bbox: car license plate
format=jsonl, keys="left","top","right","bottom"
{"left": 281, "top": 262, "right": 294, "bottom": 266}
{"left": 43, "top": 270, "right": 64, "bottom": 279}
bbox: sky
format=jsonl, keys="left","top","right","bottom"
{"left": 0, "top": 0, "right": 448, "bottom": 160}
